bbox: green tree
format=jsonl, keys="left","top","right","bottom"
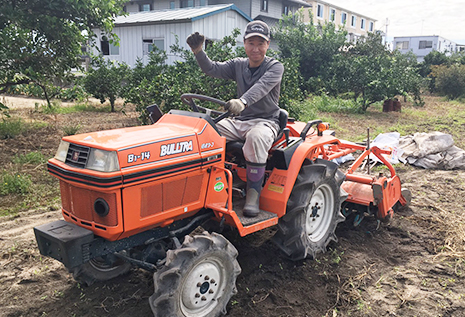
{"left": 0, "top": 0, "right": 126, "bottom": 107}
{"left": 273, "top": 10, "right": 348, "bottom": 93}
{"left": 328, "top": 33, "right": 423, "bottom": 111}
{"left": 83, "top": 57, "right": 129, "bottom": 112}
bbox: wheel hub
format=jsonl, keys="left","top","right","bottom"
{"left": 181, "top": 258, "right": 225, "bottom": 316}
{"left": 306, "top": 184, "right": 335, "bottom": 242}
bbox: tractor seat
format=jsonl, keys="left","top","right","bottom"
{"left": 226, "top": 109, "right": 289, "bottom": 161}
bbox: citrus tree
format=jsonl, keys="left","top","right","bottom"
{"left": 0, "top": 0, "right": 126, "bottom": 107}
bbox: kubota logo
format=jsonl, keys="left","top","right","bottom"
{"left": 160, "top": 140, "right": 193, "bottom": 157}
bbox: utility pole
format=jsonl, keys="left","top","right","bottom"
{"left": 385, "top": 18, "right": 390, "bottom": 48}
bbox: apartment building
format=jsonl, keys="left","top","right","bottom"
{"left": 303, "top": 0, "right": 376, "bottom": 41}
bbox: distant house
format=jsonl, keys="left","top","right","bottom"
{"left": 92, "top": 1, "right": 313, "bottom": 67}
{"left": 302, "top": 0, "right": 376, "bottom": 42}
{"left": 394, "top": 35, "right": 459, "bottom": 62}
{"left": 91, "top": 4, "right": 251, "bottom": 67}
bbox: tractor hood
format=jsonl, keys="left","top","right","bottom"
{"left": 62, "top": 123, "right": 193, "bottom": 151}
{"left": 51, "top": 112, "right": 225, "bottom": 181}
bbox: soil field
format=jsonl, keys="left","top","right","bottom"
{"left": 1, "top": 95, "right": 464, "bottom": 317}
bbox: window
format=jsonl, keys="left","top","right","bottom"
{"left": 361, "top": 18, "right": 365, "bottom": 30}
{"left": 341, "top": 12, "right": 347, "bottom": 25}
{"left": 139, "top": 3, "right": 151, "bottom": 11}
{"left": 369, "top": 21, "right": 374, "bottom": 32}
{"left": 351, "top": 15, "right": 356, "bottom": 27}
{"left": 199, "top": 0, "right": 206, "bottom": 6}
{"left": 283, "top": 5, "right": 289, "bottom": 15}
{"left": 317, "top": 4, "right": 323, "bottom": 18}
{"left": 180, "top": 0, "right": 194, "bottom": 8}
{"left": 419, "top": 40, "right": 433, "bottom": 49}
{"left": 101, "top": 37, "right": 119, "bottom": 56}
{"left": 261, "top": 0, "right": 268, "bottom": 12}
{"left": 170, "top": 1, "right": 175, "bottom": 9}
{"left": 143, "top": 39, "right": 164, "bottom": 55}
{"left": 396, "top": 41, "right": 409, "bottom": 50}
{"left": 330, "top": 8, "right": 336, "bottom": 22}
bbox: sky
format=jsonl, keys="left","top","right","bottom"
{"left": 325, "top": 0, "right": 465, "bottom": 44}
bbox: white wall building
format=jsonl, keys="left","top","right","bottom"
{"left": 394, "top": 35, "right": 458, "bottom": 62}
{"left": 92, "top": 4, "right": 251, "bottom": 67}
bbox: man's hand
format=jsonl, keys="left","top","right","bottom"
{"left": 186, "top": 32, "right": 205, "bottom": 54}
{"left": 225, "top": 99, "right": 245, "bottom": 115}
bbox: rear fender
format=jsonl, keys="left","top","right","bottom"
{"left": 260, "top": 136, "right": 339, "bottom": 217}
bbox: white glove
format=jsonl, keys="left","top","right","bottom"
{"left": 225, "top": 99, "right": 245, "bottom": 115}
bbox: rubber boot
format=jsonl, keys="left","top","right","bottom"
{"left": 243, "top": 163, "right": 266, "bottom": 217}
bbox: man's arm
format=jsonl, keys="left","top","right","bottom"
{"left": 194, "top": 50, "right": 236, "bottom": 81}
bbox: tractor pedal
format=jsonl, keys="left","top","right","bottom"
{"left": 353, "top": 212, "right": 365, "bottom": 227}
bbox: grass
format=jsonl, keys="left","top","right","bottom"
{"left": 38, "top": 101, "right": 112, "bottom": 115}
{"left": 307, "top": 95, "right": 465, "bottom": 149}
{"left": 12, "top": 151, "right": 47, "bottom": 164}
{"left": 0, "top": 117, "right": 24, "bottom": 139}
{"left": 63, "top": 123, "right": 81, "bottom": 136}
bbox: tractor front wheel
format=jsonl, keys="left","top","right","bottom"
{"left": 149, "top": 232, "right": 241, "bottom": 317}
{"left": 273, "top": 159, "right": 346, "bottom": 260}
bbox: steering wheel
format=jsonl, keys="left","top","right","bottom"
{"left": 181, "top": 94, "right": 230, "bottom": 124}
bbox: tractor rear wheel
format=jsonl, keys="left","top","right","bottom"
{"left": 273, "top": 159, "right": 346, "bottom": 260}
{"left": 72, "top": 256, "right": 131, "bottom": 286}
{"left": 149, "top": 232, "right": 241, "bottom": 317}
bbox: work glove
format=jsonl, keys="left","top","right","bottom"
{"left": 225, "top": 99, "right": 245, "bottom": 115}
{"left": 186, "top": 32, "right": 205, "bottom": 54}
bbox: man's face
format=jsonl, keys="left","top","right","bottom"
{"left": 244, "top": 36, "right": 270, "bottom": 67}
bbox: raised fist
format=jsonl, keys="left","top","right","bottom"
{"left": 186, "top": 32, "right": 205, "bottom": 54}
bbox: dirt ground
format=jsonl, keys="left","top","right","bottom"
{"left": 1, "top": 96, "right": 465, "bottom": 317}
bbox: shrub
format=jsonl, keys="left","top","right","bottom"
{"left": 0, "top": 172, "right": 32, "bottom": 195}
{"left": 83, "top": 56, "right": 129, "bottom": 112}
{"left": 432, "top": 64, "right": 465, "bottom": 99}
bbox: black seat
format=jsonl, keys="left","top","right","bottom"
{"left": 226, "top": 109, "right": 289, "bottom": 163}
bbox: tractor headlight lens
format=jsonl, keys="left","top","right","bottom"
{"left": 54, "top": 141, "right": 70, "bottom": 162}
{"left": 87, "top": 149, "right": 120, "bottom": 172}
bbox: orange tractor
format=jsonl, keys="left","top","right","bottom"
{"left": 34, "top": 94, "right": 410, "bottom": 316}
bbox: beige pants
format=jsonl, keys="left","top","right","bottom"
{"left": 217, "top": 118, "right": 279, "bottom": 164}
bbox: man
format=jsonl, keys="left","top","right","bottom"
{"left": 186, "top": 20, "right": 284, "bottom": 217}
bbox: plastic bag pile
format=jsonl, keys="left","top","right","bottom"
{"left": 369, "top": 132, "right": 465, "bottom": 169}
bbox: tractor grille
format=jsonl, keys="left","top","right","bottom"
{"left": 65, "top": 144, "right": 90, "bottom": 168}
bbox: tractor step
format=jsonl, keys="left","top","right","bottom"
{"left": 236, "top": 209, "right": 278, "bottom": 227}
{"left": 232, "top": 197, "right": 277, "bottom": 226}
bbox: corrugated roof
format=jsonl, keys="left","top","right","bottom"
{"left": 114, "top": 4, "right": 251, "bottom": 25}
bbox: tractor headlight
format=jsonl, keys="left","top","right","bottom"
{"left": 87, "top": 149, "right": 120, "bottom": 172}
{"left": 54, "top": 141, "right": 70, "bottom": 162}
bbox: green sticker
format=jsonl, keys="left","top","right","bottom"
{"left": 214, "top": 182, "right": 224, "bottom": 192}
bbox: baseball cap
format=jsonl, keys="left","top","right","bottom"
{"left": 244, "top": 20, "right": 270, "bottom": 42}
